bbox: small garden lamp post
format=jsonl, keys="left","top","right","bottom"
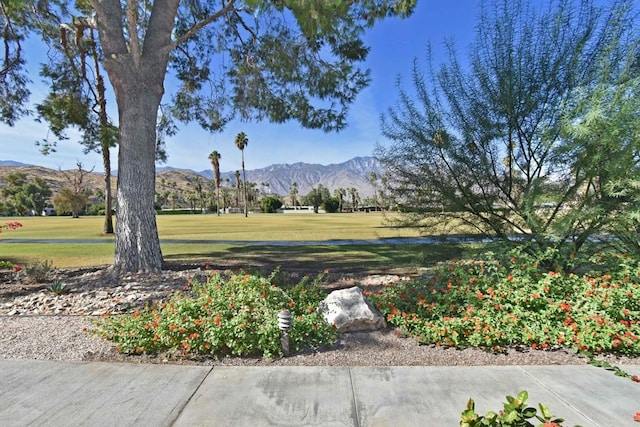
{"left": 278, "top": 309, "right": 293, "bottom": 356}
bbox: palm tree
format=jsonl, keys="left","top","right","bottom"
{"left": 234, "top": 132, "right": 249, "bottom": 217}
{"left": 208, "top": 150, "right": 222, "bottom": 215}
{"left": 234, "top": 170, "right": 241, "bottom": 209}
{"left": 334, "top": 188, "right": 346, "bottom": 212}
{"left": 289, "top": 181, "right": 299, "bottom": 209}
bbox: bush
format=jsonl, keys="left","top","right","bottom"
{"left": 22, "top": 260, "right": 54, "bottom": 283}
{"left": 461, "top": 391, "right": 568, "bottom": 426}
{"left": 92, "top": 270, "right": 337, "bottom": 358}
{"left": 369, "top": 247, "right": 640, "bottom": 356}
{"left": 261, "top": 195, "right": 283, "bottom": 213}
{"left": 322, "top": 197, "right": 340, "bottom": 213}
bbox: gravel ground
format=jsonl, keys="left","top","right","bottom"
{"left": 0, "top": 315, "right": 594, "bottom": 366}
{"left": 1, "top": 266, "right": 638, "bottom": 368}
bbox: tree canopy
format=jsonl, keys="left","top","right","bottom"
{"left": 376, "top": 0, "right": 640, "bottom": 267}
{"left": 1, "top": 0, "right": 416, "bottom": 273}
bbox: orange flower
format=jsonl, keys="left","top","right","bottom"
{"left": 634, "top": 412, "right": 640, "bottom": 422}
{"left": 214, "top": 313, "right": 221, "bottom": 326}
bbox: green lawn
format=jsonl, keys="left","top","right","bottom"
{"left": 0, "top": 213, "right": 471, "bottom": 271}
{"left": 1, "top": 212, "right": 421, "bottom": 240}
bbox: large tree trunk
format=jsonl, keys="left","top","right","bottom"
{"left": 93, "top": 0, "right": 177, "bottom": 273}
{"left": 112, "top": 82, "right": 164, "bottom": 273}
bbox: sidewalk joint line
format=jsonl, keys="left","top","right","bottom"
{"left": 517, "top": 366, "right": 600, "bottom": 427}
{"left": 168, "top": 366, "right": 214, "bottom": 426}
{"left": 348, "top": 367, "right": 361, "bottom": 427}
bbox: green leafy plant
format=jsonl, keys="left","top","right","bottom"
{"left": 460, "top": 390, "right": 569, "bottom": 426}
{"left": 0, "top": 260, "right": 14, "bottom": 270}
{"left": 23, "top": 260, "right": 54, "bottom": 283}
{"left": 46, "top": 279, "right": 69, "bottom": 295}
{"left": 92, "top": 270, "right": 337, "bottom": 358}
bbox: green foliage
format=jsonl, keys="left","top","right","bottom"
{"left": 370, "top": 247, "right": 640, "bottom": 356}
{"left": 22, "top": 260, "right": 54, "bottom": 283}
{"left": 53, "top": 188, "right": 89, "bottom": 218}
{"left": 460, "top": 391, "right": 569, "bottom": 426}
{"left": 92, "top": 270, "right": 337, "bottom": 358}
{"left": 322, "top": 196, "right": 341, "bottom": 213}
{"left": 0, "top": 0, "right": 33, "bottom": 126}
{"left": 46, "top": 279, "right": 69, "bottom": 295}
{"left": 261, "top": 195, "right": 283, "bottom": 213}
{"left": 1, "top": 172, "right": 52, "bottom": 215}
{"left": 376, "top": 0, "right": 639, "bottom": 265}
{"left": 302, "top": 184, "right": 332, "bottom": 212}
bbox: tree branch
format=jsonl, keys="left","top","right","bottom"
{"left": 126, "top": 0, "right": 141, "bottom": 65}
{"left": 172, "top": 0, "right": 236, "bottom": 48}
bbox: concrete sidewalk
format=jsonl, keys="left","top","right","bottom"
{"left": 1, "top": 360, "right": 639, "bottom": 426}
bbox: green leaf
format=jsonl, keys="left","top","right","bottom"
{"left": 522, "top": 407, "right": 537, "bottom": 418}
{"left": 538, "top": 403, "right": 552, "bottom": 419}
{"left": 516, "top": 390, "right": 529, "bottom": 405}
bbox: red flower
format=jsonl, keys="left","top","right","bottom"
{"left": 634, "top": 412, "right": 640, "bottom": 422}
{"left": 13, "top": 265, "right": 22, "bottom": 272}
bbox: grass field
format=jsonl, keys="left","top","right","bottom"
{"left": 0, "top": 213, "right": 472, "bottom": 271}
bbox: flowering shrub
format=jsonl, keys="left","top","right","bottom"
{"left": 0, "top": 221, "right": 22, "bottom": 271}
{"left": 92, "top": 270, "right": 337, "bottom": 358}
{"left": 0, "top": 221, "right": 22, "bottom": 235}
{"left": 370, "top": 248, "right": 640, "bottom": 356}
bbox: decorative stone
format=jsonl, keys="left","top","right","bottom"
{"left": 317, "top": 286, "right": 387, "bottom": 332}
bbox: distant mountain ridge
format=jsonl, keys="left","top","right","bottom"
{"left": 0, "top": 156, "right": 385, "bottom": 198}
{"left": 197, "top": 156, "right": 384, "bottom": 196}
{"left": 0, "top": 160, "right": 31, "bottom": 167}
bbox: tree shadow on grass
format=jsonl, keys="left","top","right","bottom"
{"left": 162, "top": 243, "right": 472, "bottom": 275}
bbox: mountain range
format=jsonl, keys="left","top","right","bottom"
{"left": 0, "top": 156, "right": 385, "bottom": 198}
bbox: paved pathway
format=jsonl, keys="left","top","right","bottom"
{"left": 1, "top": 360, "right": 639, "bottom": 426}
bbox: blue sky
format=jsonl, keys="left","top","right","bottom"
{"left": 1, "top": 1, "right": 478, "bottom": 173}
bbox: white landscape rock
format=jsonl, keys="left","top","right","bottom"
{"left": 318, "top": 286, "right": 387, "bottom": 332}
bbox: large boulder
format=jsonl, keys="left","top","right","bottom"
{"left": 317, "top": 286, "right": 387, "bottom": 332}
